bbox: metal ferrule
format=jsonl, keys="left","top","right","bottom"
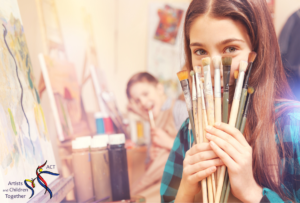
{"left": 233, "top": 72, "right": 245, "bottom": 100}
{"left": 223, "top": 66, "right": 231, "bottom": 92}
{"left": 214, "top": 69, "right": 221, "bottom": 98}
{"left": 203, "top": 65, "right": 213, "bottom": 96}
{"left": 195, "top": 73, "right": 202, "bottom": 98}
{"left": 243, "top": 62, "right": 253, "bottom": 89}
{"left": 180, "top": 79, "right": 192, "bottom": 111}
{"left": 192, "top": 77, "right": 197, "bottom": 100}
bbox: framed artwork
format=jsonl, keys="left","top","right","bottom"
{"left": 147, "top": 3, "right": 189, "bottom": 99}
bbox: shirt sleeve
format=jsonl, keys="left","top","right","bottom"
{"left": 172, "top": 100, "right": 189, "bottom": 131}
{"left": 260, "top": 109, "right": 300, "bottom": 203}
{"left": 160, "top": 118, "right": 193, "bottom": 203}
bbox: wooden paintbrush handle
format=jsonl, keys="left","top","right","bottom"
{"left": 205, "top": 94, "right": 215, "bottom": 126}
{"left": 229, "top": 99, "right": 240, "bottom": 126}
{"left": 193, "top": 100, "right": 199, "bottom": 143}
{"left": 207, "top": 175, "right": 214, "bottom": 203}
{"left": 236, "top": 88, "right": 248, "bottom": 129}
{"left": 202, "top": 178, "right": 208, "bottom": 203}
{"left": 222, "top": 92, "right": 229, "bottom": 123}
{"left": 215, "top": 165, "right": 226, "bottom": 202}
{"left": 240, "top": 116, "right": 247, "bottom": 134}
{"left": 214, "top": 97, "right": 222, "bottom": 123}
{"left": 197, "top": 99, "right": 203, "bottom": 144}
{"left": 214, "top": 97, "right": 222, "bottom": 180}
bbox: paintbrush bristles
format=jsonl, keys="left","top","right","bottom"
{"left": 239, "top": 61, "right": 248, "bottom": 72}
{"left": 194, "top": 66, "right": 201, "bottom": 73}
{"left": 202, "top": 57, "right": 211, "bottom": 66}
{"left": 248, "top": 52, "right": 257, "bottom": 63}
{"left": 190, "top": 70, "right": 195, "bottom": 77}
{"left": 177, "top": 70, "right": 189, "bottom": 81}
{"left": 248, "top": 86, "right": 255, "bottom": 94}
{"left": 212, "top": 56, "right": 221, "bottom": 69}
{"left": 222, "top": 57, "right": 232, "bottom": 66}
{"left": 234, "top": 71, "right": 239, "bottom": 79}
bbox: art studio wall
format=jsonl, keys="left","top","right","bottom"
{"left": 17, "top": 0, "right": 300, "bottom": 143}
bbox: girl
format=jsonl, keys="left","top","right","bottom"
{"left": 126, "top": 72, "right": 188, "bottom": 193}
{"left": 160, "top": 0, "right": 300, "bottom": 202}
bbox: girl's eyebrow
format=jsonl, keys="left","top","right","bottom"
{"left": 190, "top": 38, "right": 245, "bottom": 47}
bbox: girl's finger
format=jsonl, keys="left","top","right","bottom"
{"left": 187, "top": 166, "right": 217, "bottom": 184}
{"left": 206, "top": 133, "right": 241, "bottom": 162}
{"left": 186, "top": 143, "right": 211, "bottom": 156}
{"left": 184, "top": 158, "right": 223, "bottom": 175}
{"left": 209, "top": 141, "right": 238, "bottom": 170}
{"left": 206, "top": 126, "right": 244, "bottom": 153}
{"left": 213, "top": 122, "right": 249, "bottom": 147}
{"left": 186, "top": 150, "right": 219, "bottom": 165}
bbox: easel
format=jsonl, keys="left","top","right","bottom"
{"left": 35, "top": 0, "right": 74, "bottom": 201}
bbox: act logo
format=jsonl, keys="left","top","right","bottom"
{"left": 24, "top": 161, "right": 59, "bottom": 199}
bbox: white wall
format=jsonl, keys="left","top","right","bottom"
{"left": 17, "top": 0, "right": 300, "bottom": 140}
{"left": 275, "top": 0, "right": 300, "bottom": 35}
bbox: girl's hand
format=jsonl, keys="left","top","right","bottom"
{"left": 176, "top": 143, "right": 223, "bottom": 200}
{"left": 151, "top": 128, "right": 173, "bottom": 150}
{"left": 205, "top": 122, "right": 263, "bottom": 203}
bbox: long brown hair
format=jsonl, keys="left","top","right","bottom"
{"left": 184, "top": 0, "right": 295, "bottom": 200}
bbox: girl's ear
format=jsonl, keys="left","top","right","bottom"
{"left": 156, "top": 83, "right": 165, "bottom": 95}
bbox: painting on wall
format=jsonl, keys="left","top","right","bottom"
{"left": 39, "top": 55, "right": 94, "bottom": 141}
{"left": 148, "top": 3, "right": 189, "bottom": 99}
{"left": 0, "top": 0, "right": 58, "bottom": 201}
{"left": 154, "top": 5, "right": 184, "bottom": 45}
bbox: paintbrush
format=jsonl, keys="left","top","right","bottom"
{"left": 148, "top": 105, "right": 156, "bottom": 129}
{"left": 212, "top": 56, "right": 222, "bottom": 181}
{"left": 221, "top": 61, "right": 248, "bottom": 203}
{"left": 194, "top": 66, "right": 203, "bottom": 144}
{"left": 191, "top": 71, "right": 199, "bottom": 143}
{"left": 202, "top": 57, "right": 216, "bottom": 200}
{"left": 228, "top": 61, "right": 248, "bottom": 126}
{"left": 177, "top": 70, "right": 197, "bottom": 144}
{"left": 194, "top": 66, "right": 208, "bottom": 203}
{"left": 215, "top": 57, "right": 232, "bottom": 203}
{"left": 221, "top": 57, "right": 232, "bottom": 124}
{"left": 240, "top": 87, "right": 254, "bottom": 134}
{"left": 234, "top": 70, "right": 239, "bottom": 86}
{"left": 235, "top": 52, "right": 257, "bottom": 129}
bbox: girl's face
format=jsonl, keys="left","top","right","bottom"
{"left": 189, "top": 15, "right": 252, "bottom": 87}
{"left": 129, "top": 82, "right": 165, "bottom": 117}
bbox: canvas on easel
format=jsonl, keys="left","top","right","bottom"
{"left": 39, "top": 55, "right": 94, "bottom": 141}
{"left": 0, "top": 0, "right": 58, "bottom": 202}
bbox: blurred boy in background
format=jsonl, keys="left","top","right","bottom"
{"left": 126, "top": 72, "right": 188, "bottom": 193}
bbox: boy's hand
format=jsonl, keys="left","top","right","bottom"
{"left": 149, "top": 146, "right": 160, "bottom": 160}
{"left": 151, "top": 128, "right": 173, "bottom": 150}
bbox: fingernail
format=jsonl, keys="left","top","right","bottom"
{"left": 210, "top": 141, "right": 215, "bottom": 147}
{"left": 210, "top": 167, "right": 216, "bottom": 172}
{"left": 206, "top": 125, "right": 212, "bottom": 130}
{"left": 206, "top": 133, "right": 212, "bottom": 139}
{"left": 219, "top": 159, "right": 223, "bottom": 164}
{"left": 215, "top": 122, "right": 221, "bottom": 126}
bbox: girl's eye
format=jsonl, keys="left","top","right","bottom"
{"left": 224, "top": 46, "right": 237, "bottom": 53}
{"left": 195, "top": 49, "right": 207, "bottom": 55}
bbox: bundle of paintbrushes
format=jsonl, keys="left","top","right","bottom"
{"left": 177, "top": 52, "right": 257, "bottom": 203}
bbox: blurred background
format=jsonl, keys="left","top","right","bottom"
{"left": 3, "top": 0, "right": 299, "bottom": 202}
